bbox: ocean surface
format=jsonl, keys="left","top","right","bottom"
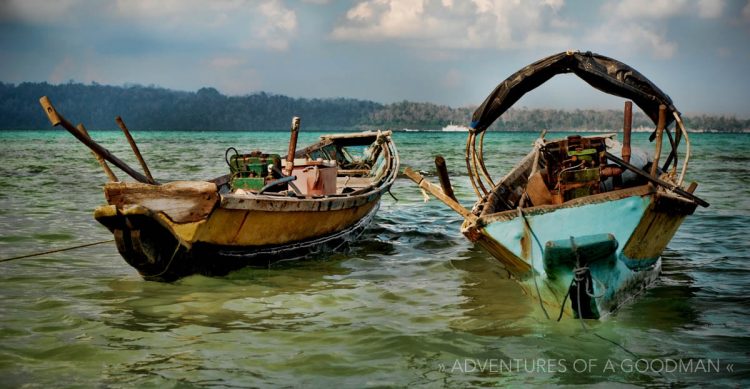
{"left": 0, "top": 130, "right": 748, "bottom": 387}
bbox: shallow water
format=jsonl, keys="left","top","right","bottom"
{"left": 0, "top": 130, "right": 748, "bottom": 387}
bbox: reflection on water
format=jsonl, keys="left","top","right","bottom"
{"left": 0, "top": 131, "right": 748, "bottom": 386}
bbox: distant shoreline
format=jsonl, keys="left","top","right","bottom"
{"left": 2, "top": 81, "right": 749, "bottom": 133}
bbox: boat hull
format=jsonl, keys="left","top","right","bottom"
{"left": 96, "top": 199, "right": 380, "bottom": 281}
{"left": 464, "top": 186, "right": 697, "bottom": 319}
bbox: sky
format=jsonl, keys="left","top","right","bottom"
{"left": 1, "top": 0, "right": 749, "bottom": 117}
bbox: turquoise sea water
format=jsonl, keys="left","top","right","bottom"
{"left": 0, "top": 130, "right": 748, "bottom": 387}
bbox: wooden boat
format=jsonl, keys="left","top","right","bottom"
{"left": 39, "top": 97, "right": 398, "bottom": 281}
{"left": 406, "top": 51, "right": 709, "bottom": 319}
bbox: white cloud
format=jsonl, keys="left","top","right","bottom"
{"left": 591, "top": 0, "right": 724, "bottom": 60}
{"left": 254, "top": 0, "right": 298, "bottom": 51}
{"left": 347, "top": 1, "right": 376, "bottom": 21}
{"left": 331, "top": 0, "right": 573, "bottom": 50}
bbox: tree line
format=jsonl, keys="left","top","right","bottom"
{"left": 1, "top": 81, "right": 747, "bottom": 132}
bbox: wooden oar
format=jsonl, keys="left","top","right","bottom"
{"left": 39, "top": 96, "right": 154, "bottom": 184}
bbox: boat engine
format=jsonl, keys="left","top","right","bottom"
{"left": 541, "top": 135, "right": 607, "bottom": 203}
{"left": 225, "top": 148, "right": 284, "bottom": 192}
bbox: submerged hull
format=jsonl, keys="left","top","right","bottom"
{"left": 464, "top": 185, "right": 697, "bottom": 319}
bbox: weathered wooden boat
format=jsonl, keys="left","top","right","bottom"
{"left": 39, "top": 97, "right": 398, "bottom": 281}
{"left": 406, "top": 51, "right": 709, "bottom": 319}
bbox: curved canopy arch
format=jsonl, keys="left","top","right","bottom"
{"left": 469, "top": 51, "right": 677, "bottom": 134}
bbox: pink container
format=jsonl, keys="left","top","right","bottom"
{"left": 291, "top": 160, "right": 337, "bottom": 196}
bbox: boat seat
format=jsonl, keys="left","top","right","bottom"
{"left": 336, "top": 176, "right": 372, "bottom": 193}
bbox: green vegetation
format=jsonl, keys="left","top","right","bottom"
{"left": 1, "top": 82, "right": 747, "bottom": 132}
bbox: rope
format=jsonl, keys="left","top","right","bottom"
{"left": 517, "top": 207, "right": 550, "bottom": 319}
{"left": 0, "top": 239, "right": 115, "bottom": 263}
{"left": 142, "top": 240, "right": 182, "bottom": 278}
{"left": 569, "top": 236, "right": 667, "bottom": 381}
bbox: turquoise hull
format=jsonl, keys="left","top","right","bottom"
{"left": 464, "top": 186, "right": 696, "bottom": 319}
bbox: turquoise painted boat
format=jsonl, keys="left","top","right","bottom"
{"left": 406, "top": 51, "right": 709, "bottom": 319}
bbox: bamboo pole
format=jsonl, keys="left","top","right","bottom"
{"left": 115, "top": 116, "right": 155, "bottom": 184}
{"left": 77, "top": 123, "right": 118, "bottom": 182}
{"left": 39, "top": 96, "right": 153, "bottom": 184}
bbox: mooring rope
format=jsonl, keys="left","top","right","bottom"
{"left": 0, "top": 239, "right": 115, "bottom": 263}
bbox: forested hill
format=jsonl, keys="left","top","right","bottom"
{"left": 1, "top": 82, "right": 748, "bottom": 132}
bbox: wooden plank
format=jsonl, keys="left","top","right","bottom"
{"left": 526, "top": 172, "right": 554, "bottom": 206}
{"left": 104, "top": 181, "right": 218, "bottom": 223}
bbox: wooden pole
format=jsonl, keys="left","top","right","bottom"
{"left": 115, "top": 116, "right": 155, "bottom": 184}
{"left": 604, "top": 152, "right": 709, "bottom": 207}
{"left": 38, "top": 96, "right": 153, "bottom": 184}
{"left": 622, "top": 101, "right": 632, "bottom": 164}
{"left": 77, "top": 123, "right": 118, "bottom": 182}
{"left": 434, "top": 155, "right": 457, "bottom": 201}
{"left": 285, "top": 117, "right": 300, "bottom": 176}
{"left": 404, "top": 167, "right": 476, "bottom": 221}
{"left": 650, "top": 105, "right": 666, "bottom": 178}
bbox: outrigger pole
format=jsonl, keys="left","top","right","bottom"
{"left": 39, "top": 96, "right": 155, "bottom": 184}
{"left": 404, "top": 164, "right": 476, "bottom": 222}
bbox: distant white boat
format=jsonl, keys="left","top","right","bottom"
{"left": 441, "top": 123, "right": 470, "bottom": 132}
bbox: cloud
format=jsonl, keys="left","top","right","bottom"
{"left": 588, "top": 22, "right": 677, "bottom": 59}
{"left": 331, "top": 0, "right": 573, "bottom": 50}
{"left": 743, "top": 1, "right": 750, "bottom": 23}
{"left": 2, "top": 0, "right": 299, "bottom": 52}
{"left": 253, "top": 0, "right": 298, "bottom": 51}
{"left": 591, "top": 0, "right": 724, "bottom": 59}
